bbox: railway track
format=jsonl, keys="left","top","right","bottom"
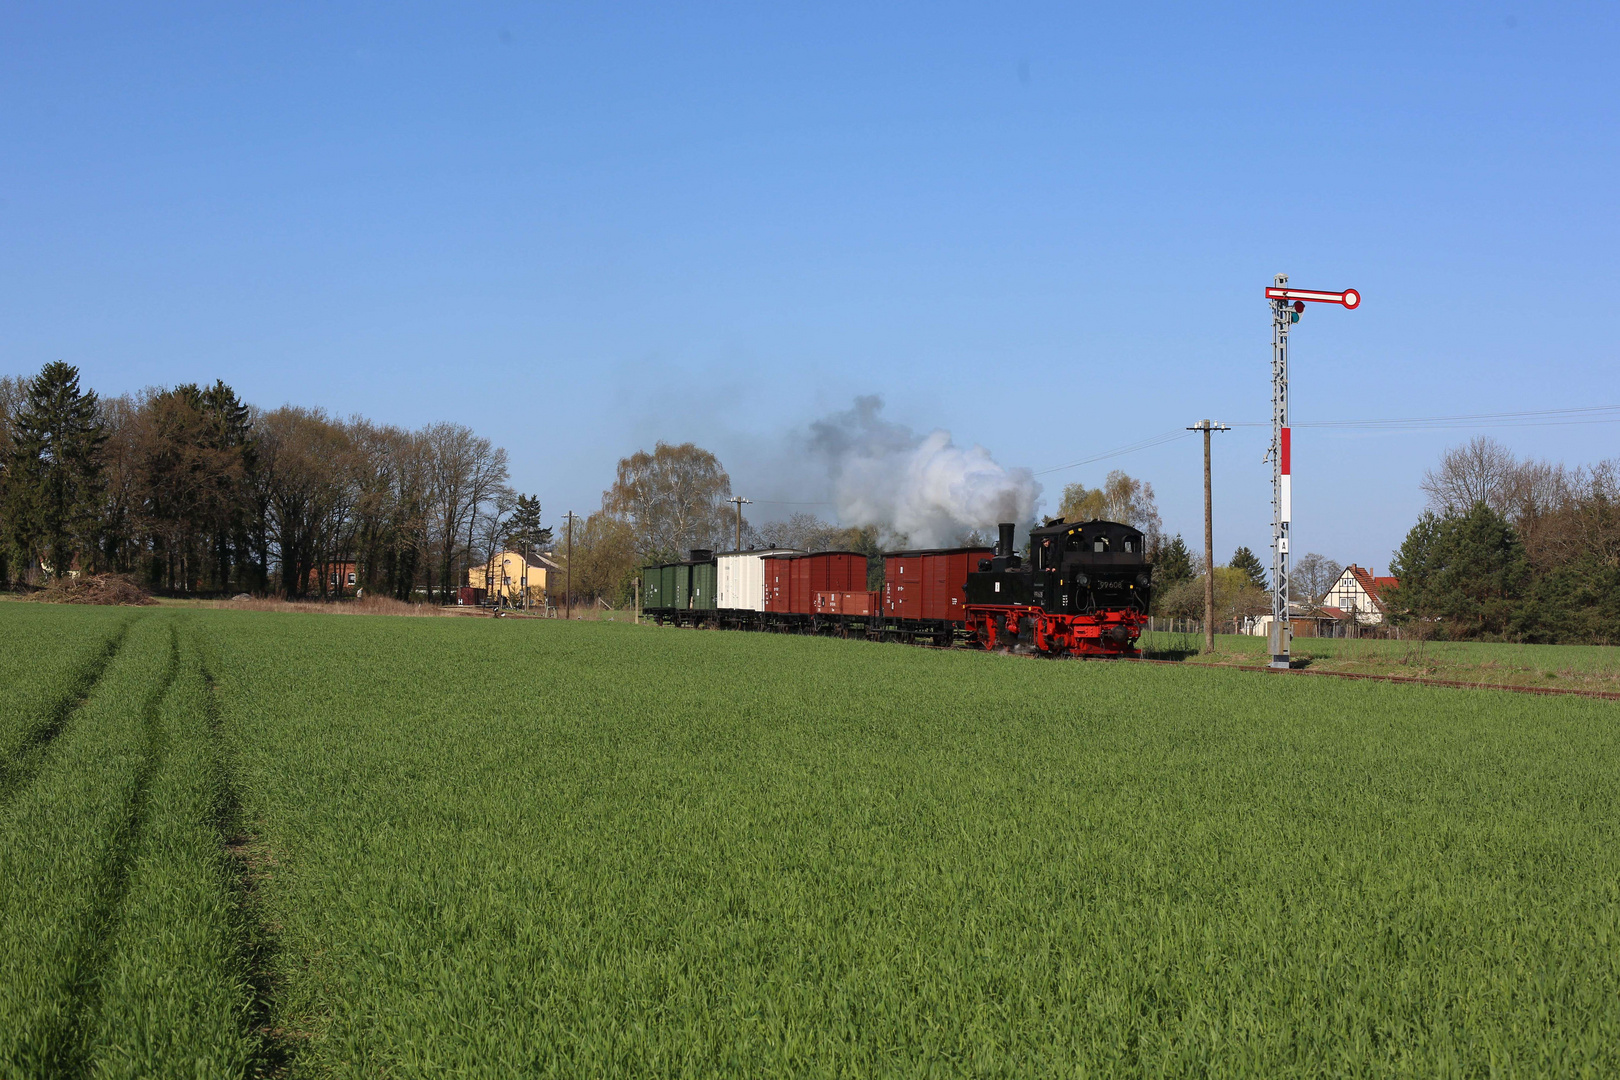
{"left": 637, "top": 618, "right": 1620, "bottom": 701}
{"left": 1133, "top": 657, "right": 1620, "bottom": 702}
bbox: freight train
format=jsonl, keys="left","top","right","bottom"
{"left": 640, "top": 519, "right": 1151, "bottom": 658}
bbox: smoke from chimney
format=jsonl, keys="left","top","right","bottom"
{"left": 806, "top": 396, "right": 1041, "bottom": 547}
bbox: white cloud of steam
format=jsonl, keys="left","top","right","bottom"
{"left": 807, "top": 396, "right": 1041, "bottom": 547}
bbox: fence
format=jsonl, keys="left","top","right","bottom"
{"left": 1146, "top": 616, "right": 1206, "bottom": 636}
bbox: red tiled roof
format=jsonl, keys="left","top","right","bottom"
{"left": 1345, "top": 565, "right": 1399, "bottom": 613}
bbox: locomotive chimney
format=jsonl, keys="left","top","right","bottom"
{"left": 997, "top": 522, "right": 1015, "bottom": 558}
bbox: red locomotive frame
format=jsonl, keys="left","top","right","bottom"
{"left": 964, "top": 605, "right": 1147, "bottom": 657}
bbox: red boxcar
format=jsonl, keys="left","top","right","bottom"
{"left": 883, "top": 548, "right": 993, "bottom": 622}
{"left": 767, "top": 552, "right": 867, "bottom": 614}
{"left": 763, "top": 554, "right": 795, "bottom": 612}
{"left": 814, "top": 590, "right": 879, "bottom": 616}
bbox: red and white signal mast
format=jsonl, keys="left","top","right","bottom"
{"left": 1263, "top": 275, "right": 1360, "bottom": 669}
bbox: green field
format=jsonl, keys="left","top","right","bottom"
{"left": 2, "top": 605, "right": 1618, "bottom": 1076}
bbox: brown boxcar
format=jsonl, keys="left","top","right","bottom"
{"left": 883, "top": 547, "right": 993, "bottom": 622}
{"left": 814, "top": 590, "right": 879, "bottom": 616}
{"left": 765, "top": 552, "right": 868, "bottom": 615}
{"left": 763, "top": 554, "right": 796, "bottom": 613}
{"left": 789, "top": 552, "right": 866, "bottom": 612}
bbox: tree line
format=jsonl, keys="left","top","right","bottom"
{"left": 16, "top": 361, "right": 1595, "bottom": 640}
{"left": 1387, "top": 436, "right": 1619, "bottom": 642}
{"left": 0, "top": 362, "right": 542, "bottom": 599}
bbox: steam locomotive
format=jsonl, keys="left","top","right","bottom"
{"left": 640, "top": 518, "right": 1151, "bottom": 658}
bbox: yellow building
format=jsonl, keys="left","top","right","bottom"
{"left": 469, "top": 550, "right": 560, "bottom": 604}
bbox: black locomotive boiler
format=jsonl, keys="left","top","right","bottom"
{"left": 963, "top": 520, "right": 1151, "bottom": 656}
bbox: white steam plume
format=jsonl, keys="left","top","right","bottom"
{"left": 807, "top": 396, "right": 1041, "bottom": 547}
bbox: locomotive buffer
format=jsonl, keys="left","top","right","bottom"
{"left": 1263, "top": 276, "right": 1360, "bottom": 669}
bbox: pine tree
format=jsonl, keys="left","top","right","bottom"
{"left": 503, "top": 493, "right": 553, "bottom": 552}
{"left": 1153, "top": 533, "right": 1194, "bottom": 587}
{"left": 1387, "top": 510, "right": 1444, "bottom": 622}
{"left": 1388, "top": 505, "right": 1529, "bottom": 638}
{"left": 3, "top": 362, "right": 106, "bottom": 580}
{"left": 1229, "top": 546, "right": 1268, "bottom": 591}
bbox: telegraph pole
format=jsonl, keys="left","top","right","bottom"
{"left": 1262, "top": 277, "right": 1360, "bottom": 669}
{"left": 564, "top": 511, "right": 578, "bottom": 620}
{"left": 1187, "top": 420, "right": 1229, "bottom": 654}
{"left": 728, "top": 495, "right": 752, "bottom": 549}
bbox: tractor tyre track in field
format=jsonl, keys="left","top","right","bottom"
{"left": 0, "top": 613, "right": 142, "bottom": 806}
{"left": 200, "top": 650, "right": 298, "bottom": 1078}
{"left": 44, "top": 619, "right": 179, "bottom": 1080}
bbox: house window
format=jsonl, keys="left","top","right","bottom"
{"left": 347, "top": 572, "right": 356, "bottom": 586}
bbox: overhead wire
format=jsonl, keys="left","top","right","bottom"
{"left": 1031, "top": 430, "right": 1195, "bottom": 477}
{"left": 1035, "top": 404, "right": 1620, "bottom": 475}
{"left": 1230, "top": 403, "right": 1620, "bottom": 432}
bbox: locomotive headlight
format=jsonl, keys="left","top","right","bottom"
{"left": 1136, "top": 572, "right": 1149, "bottom": 586}
{"left": 1075, "top": 573, "right": 1089, "bottom": 587}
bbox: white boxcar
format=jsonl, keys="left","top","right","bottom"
{"left": 717, "top": 549, "right": 802, "bottom": 611}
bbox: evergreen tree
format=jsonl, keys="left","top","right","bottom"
{"left": 1229, "top": 546, "right": 1268, "bottom": 591}
{"left": 1386, "top": 510, "right": 1444, "bottom": 622}
{"left": 503, "top": 493, "right": 553, "bottom": 552}
{"left": 199, "top": 380, "right": 257, "bottom": 591}
{"left": 1388, "top": 504, "right": 1529, "bottom": 638}
{"left": 3, "top": 362, "right": 106, "bottom": 580}
{"left": 1153, "top": 533, "right": 1194, "bottom": 587}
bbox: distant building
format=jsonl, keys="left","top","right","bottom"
{"left": 308, "top": 559, "right": 357, "bottom": 596}
{"left": 1324, "top": 565, "right": 1399, "bottom": 625}
{"left": 468, "top": 550, "right": 561, "bottom": 604}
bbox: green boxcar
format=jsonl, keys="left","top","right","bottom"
{"left": 642, "top": 566, "right": 664, "bottom": 609}
{"left": 661, "top": 565, "right": 681, "bottom": 610}
{"left": 691, "top": 561, "right": 717, "bottom": 611}
{"left": 673, "top": 563, "right": 692, "bottom": 610}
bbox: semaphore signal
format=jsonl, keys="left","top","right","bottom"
{"left": 1266, "top": 274, "right": 1359, "bottom": 670}
{"left": 1264, "top": 285, "right": 1360, "bottom": 309}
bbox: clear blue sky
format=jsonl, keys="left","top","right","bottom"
{"left": 3, "top": 3, "right": 1616, "bottom": 570}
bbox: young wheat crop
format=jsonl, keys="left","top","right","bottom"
{"left": 2, "top": 604, "right": 1617, "bottom": 1077}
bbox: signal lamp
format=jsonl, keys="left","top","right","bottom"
{"left": 1290, "top": 311, "right": 1300, "bottom": 323}
{"left": 1293, "top": 301, "right": 1305, "bottom": 313}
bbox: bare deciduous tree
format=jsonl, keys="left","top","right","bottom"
{"left": 258, "top": 407, "right": 354, "bottom": 597}
{"left": 1421, "top": 435, "right": 1518, "bottom": 516}
{"left": 558, "top": 510, "right": 638, "bottom": 606}
{"left": 1291, "top": 552, "right": 1344, "bottom": 605}
{"left": 1059, "top": 470, "right": 1163, "bottom": 551}
{"left": 603, "top": 442, "right": 732, "bottom": 561}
